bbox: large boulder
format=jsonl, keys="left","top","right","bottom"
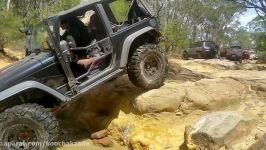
{"left": 183, "top": 112, "right": 254, "bottom": 150}
{"left": 179, "top": 78, "right": 248, "bottom": 114}
{"left": 167, "top": 59, "right": 209, "bottom": 82}
{"left": 133, "top": 78, "right": 248, "bottom": 114}
{"left": 133, "top": 82, "right": 186, "bottom": 113}
{"left": 189, "top": 59, "right": 238, "bottom": 70}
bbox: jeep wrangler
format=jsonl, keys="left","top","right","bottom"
{"left": 0, "top": 0, "right": 167, "bottom": 149}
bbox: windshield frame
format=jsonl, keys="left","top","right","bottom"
{"left": 29, "top": 17, "right": 60, "bottom": 54}
{"left": 138, "top": 0, "right": 156, "bottom": 16}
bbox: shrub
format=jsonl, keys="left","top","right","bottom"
{"left": 258, "top": 51, "right": 266, "bottom": 62}
{"left": 0, "top": 12, "right": 24, "bottom": 50}
{"left": 0, "top": 33, "right": 6, "bottom": 51}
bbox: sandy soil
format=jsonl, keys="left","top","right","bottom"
{"left": 0, "top": 55, "right": 12, "bottom": 68}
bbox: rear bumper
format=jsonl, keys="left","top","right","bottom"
{"left": 226, "top": 54, "right": 241, "bottom": 60}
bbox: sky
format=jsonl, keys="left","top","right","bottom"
{"left": 239, "top": 8, "right": 258, "bottom": 27}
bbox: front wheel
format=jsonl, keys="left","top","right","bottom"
{"left": 127, "top": 44, "right": 168, "bottom": 89}
{"left": 0, "top": 104, "right": 59, "bottom": 150}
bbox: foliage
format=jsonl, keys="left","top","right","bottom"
{"left": 248, "top": 16, "right": 266, "bottom": 32}
{"left": 258, "top": 51, "right": 266, "bottom": 62}
{"left": 230, "top": 0, "right": 266, "bottom": 17}
{"left": 0, "top": 0, "right": 264, "bottom": 56}
{"left": 0, "top": 0, "right": 79, "bottom": 49}
{"left": 162, "top": 21, "right": 189, "bottom": 53}
{"left": 255, "top": 33, "right": 266, "bottom": 51}
{"left": 252, "top": 32, "right": 266, "bottom": 61}
{"left": 0, "top": 11, "right": 24, "bottom": 49}
{"left": 109, "top": 0, "right": 130, "bottom": 23}
{"left": 233, "top": 27, "right": 255, "bottom": 49}
{"left": 148, "top": 0, "right": 244, "bottom": 52}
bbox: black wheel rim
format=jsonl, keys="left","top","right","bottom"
{"left": 142, "top": 53, "right": 163, "bottom": 80}
{"left": 3, "top": 124, "right": 39, "bottom": 150}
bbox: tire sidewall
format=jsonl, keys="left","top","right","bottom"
{"left": 0, "top": 118, "right": 48, "bottom": 150}
{"left": 127, "top": 44, "right": 168, "bottom": 89}
{"left": 0, "top": 104, "right": 58, "bottom": 150}
{"left": 140, "top": 48, "right": 167, "bottom": 86}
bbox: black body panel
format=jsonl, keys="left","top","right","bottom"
{"left": 0, "top": 52, "right": 66, "bottom": 92}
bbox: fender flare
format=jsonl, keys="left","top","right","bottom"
{"left": 120, "top": 26, "right": 155, "bottom": 68}
{"left": 0, "top": 81, "right": 69, "bottom": 102}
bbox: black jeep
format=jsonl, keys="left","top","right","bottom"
{"left": 0, "top": 0, "right": 168, "bottom": 149}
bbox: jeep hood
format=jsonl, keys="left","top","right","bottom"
{"left": 0, "top": 56, "right": 43, "bottom": 92}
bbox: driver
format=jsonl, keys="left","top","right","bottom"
{"left": 60, "top": 12, "right": 100, "bottom": 70}
{"left": 61, "top": 17, "right": 91, "bottom": 48}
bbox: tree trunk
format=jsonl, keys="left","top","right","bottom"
{"left": 192, "top": 24, "right": 197, "bottom": 43}
{"left": 7, "top": 0, "right": 12, "bottom": 11}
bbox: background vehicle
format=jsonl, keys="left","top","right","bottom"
{"left": 226, "top": 45, "right": 250, "bottom": 62}
{"left": 249, "top": 50, "right": 258, "bottom": 60}
{"left": 0, "top": 0, "right": 168, "bottom": 149}
{"left": 182, "top": 41, "right": 219, "bottom": 59}
{"left": 226, "top": 45, "right": 243, "bottom": 61}
{"left": 242, "top": 50, "right": 250, "bottom": 60}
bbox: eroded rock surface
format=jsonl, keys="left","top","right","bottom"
{"left": 134, "top": 78, "right": 248, "bottom": 114}
{"left": 56, "top": 59, "right": 266, "bottom": 150}
{"left": 183, "top": 112, "right": 254, "bottom": 149}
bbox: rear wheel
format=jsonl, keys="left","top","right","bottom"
{"left": 182, "top": 51, "right": 189, "bottom": 60}
{"left": 196, "top": 52, "right": 203, "bottom": 59}
{"left": 127, "top": 44, "right": 168, "bottom": 89}
{"left": 0, "top": 104, "right": 59, "bottom": 150}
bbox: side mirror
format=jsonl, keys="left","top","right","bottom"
{"left": 19, "top": 27, "right": 31, "bottom": 35}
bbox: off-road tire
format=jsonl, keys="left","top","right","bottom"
{"left": 0, "top": 104, "right": 59, "bottom": 150}
{"left": 182, "top": 51, "right": 189, "bottom": 60}
{"left": 127, "top": 44, "right": 168, "bottom": 89}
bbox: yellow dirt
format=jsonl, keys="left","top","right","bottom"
{"left": 0, "top": 60, "right": 10, "bottom": 68}
{"left": 109, "top": 111, "right": 206, "bottom": 150}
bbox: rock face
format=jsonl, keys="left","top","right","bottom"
{"left": 183, "top": 112, "right": 254, "bottom": 149}
{"left": 133, "top": 78, "right": 248, "bottom": 114}
{"left": 248, "top": 133, "right": 266, "bottom": 150}
{"left": 192, "top": 59, "right": 238, "bottom": 70}
{"left": 58, "top": 75, "right": 144, "bottom": 132}
{"left": 54, "top": 58, "right": 266, "bottom": 150}
{"left": 133, "top": 82, "right": 186, "bottom": 113}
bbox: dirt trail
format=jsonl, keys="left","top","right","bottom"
{"left": 0, "top": 54, "right": 12, "bottom": 67}
{"left": 175, "top": 59, "right": 266, "bottom": 80}
{"left": 0, "top": 56, "right": 265, "bottom": 149}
